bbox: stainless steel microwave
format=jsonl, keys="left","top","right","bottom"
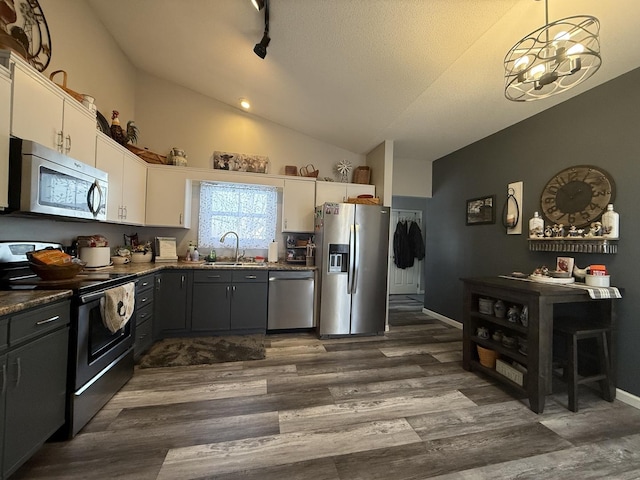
{"left": 5, "top": 138, "right": 108, "bottom": 221}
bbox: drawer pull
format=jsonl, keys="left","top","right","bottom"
{"left": 141, "top": 297, "right": 148, "bottom": 303}
{"left": 207, "top": 275, "right": 221, "bottom": 278}
{"left": 15, "top": 357, "right": 21, "bottom": 387}
{"left": 141, "top": 281, "right": 150, "bottom": 287}
{"left": 36, "top": 315, "right": 61, "bottom": 326}
{"left": 245, "top": 275, "right": 257, "bottom": 279}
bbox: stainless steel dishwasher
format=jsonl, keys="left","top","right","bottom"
{"left": 268, "top": 270, "right": 315, "bottom": 330}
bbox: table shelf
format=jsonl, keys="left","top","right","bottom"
{"left": 469, "top": 360, "right": 527, "bottom": 395}
{"left": 470, "top": 311, "right": 527, "bottom": 335}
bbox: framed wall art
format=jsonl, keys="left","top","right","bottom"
{"left": 466, "top": 195, "right": 496, "bottom": 226}
{"left": 212, "top": 151, "right": 270, "bottom": 174}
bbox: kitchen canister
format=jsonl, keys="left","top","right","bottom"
{"left": 78, "top": 246, "right": 111, "bottom": 267}
{"left": 478, "top": 298, "right": 494, "bottom": 315}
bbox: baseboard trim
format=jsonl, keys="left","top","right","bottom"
{"left": 616, "top": 389, "right": 640, "bottom": 410}
{"left": 423, "top": 308, "right": 462, "bottom": 329}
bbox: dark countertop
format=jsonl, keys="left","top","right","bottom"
{"left": 0, "top": 261, "right": 316, "bottom": 316}
{"left": 0, "top": 290, "right": 73, "bottom": 317}
{"left": 107, "top": 260, "right": 317, "bottom": 276}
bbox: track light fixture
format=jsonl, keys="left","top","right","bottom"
{"left": 254, "top": 32, "right": 271, "bottom": 59}
{"left": 253, "top": 0, "right": 270, "bottom": 59}
{"left": 251, "top": 0, "right": 265, "bottom": 11}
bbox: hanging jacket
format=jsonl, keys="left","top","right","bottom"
{"left": 408, "top": 221, "right": 425, "bottom": 261}
{"left": 393, "top": 221, "right": 413, "bottom": 269}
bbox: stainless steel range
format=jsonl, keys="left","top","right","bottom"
{"left": 0, "top": 241, "right": 137, "bottom": 438}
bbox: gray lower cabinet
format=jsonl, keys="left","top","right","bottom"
{"left": 154, "top": 270, "right": 192, "bottom": 338}
{"left": 191, "top": 270, "right": 268, "bottom": 333}
{"left": 134, "top": 274, "right": 155, "bottom": 359}
{"left": 2, "top": 301, "right": 70, "bottom": 479}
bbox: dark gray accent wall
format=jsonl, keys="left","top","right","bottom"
{"left": 426, "top": 67, "right": 640, "bottom": 396}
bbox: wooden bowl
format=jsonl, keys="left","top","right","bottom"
{"left": 29, "top": 261, "right": 85, "bottom": 281}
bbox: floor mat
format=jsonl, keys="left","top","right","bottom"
{"left": 137, "top": 335, "right": 266, "bottom": 368}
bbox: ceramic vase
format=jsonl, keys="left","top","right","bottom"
{"left": 494, "top": 300, "right": 506, "bottom": 318}
{"left": 131, "top": 252, "right": 152, "bottom": 263}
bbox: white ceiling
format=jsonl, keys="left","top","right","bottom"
{"left": 87, "top": 0, "right": 640, "bottom": 163}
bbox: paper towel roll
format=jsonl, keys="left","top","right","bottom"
{"left": 268, "top": 241, "right": 278, "bottom": 263}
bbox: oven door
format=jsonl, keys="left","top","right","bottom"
{"left": 74, "top": 290, "right": 133, "bottom": 390}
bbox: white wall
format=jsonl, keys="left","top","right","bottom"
{"left": 366, "top": 140, "right": 394, "bottom": 206}
{"left": 392, "top": 158, "right": 432, "bottom": 198}
{"left": 39, "top": 0, "right": 137, "bottom": 124}
{"left": 133, "top": 72, "right": 365, "bottom": 177}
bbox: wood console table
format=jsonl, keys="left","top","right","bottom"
{"left": 462, "top": 276, "right": 620, "bottom": 413}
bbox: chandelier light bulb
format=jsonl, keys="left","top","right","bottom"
{"left": 567, "top": 43, "right": 585, "bottom": 56}
{"left": 514, "top": 56, "right": 530, "bottom": 70}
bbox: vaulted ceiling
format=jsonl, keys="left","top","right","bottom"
{"left": 87, "top": 0, "right": 640, "bottom": 162}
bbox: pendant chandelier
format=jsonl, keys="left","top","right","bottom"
{"left": 504, "top": 0, "right": 601, "bottom": 102}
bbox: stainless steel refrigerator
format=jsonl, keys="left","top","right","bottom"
{"left": 314, "top": 202, "right": 390, "bottom": 336}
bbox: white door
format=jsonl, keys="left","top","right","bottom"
{"left": 389, "top": 209, "right": 423, "bottom": 294}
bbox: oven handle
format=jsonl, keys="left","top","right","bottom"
{"left": 79, "top": 290, "right": 105, "bottom": 304}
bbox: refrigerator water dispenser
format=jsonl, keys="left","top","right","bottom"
{"left": 328, "top": 244, "right": 349, "bottom": 273}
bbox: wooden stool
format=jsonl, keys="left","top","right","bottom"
{"left": 554, "top": 319, "right": 614, "bottom": 412}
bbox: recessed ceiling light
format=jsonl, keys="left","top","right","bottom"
{"left": 239, "top": 98, "right": 251, "bottom": 109}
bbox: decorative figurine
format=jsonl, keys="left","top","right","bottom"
{"left": 110, "top": 110, "right": 139, "bottom": 146}
{"left": 507, "top": 305, "right": 520, "bottom": 323}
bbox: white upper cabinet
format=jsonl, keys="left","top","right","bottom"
{"left": 282, "top": 178, "right": 315, "bottom": 232}
{"left": 145, "top": 165, "right": 192, "bottom": 228}
{"left": 122, "top": 150, "right": 147, "bottom": 225}
{"left": 95, "top": 133, "right": 146, "bottom": 225}
{"left": 1, "top": 52, "right": 96, "bottom": 166}
{"left": 315, "top": 181, "right": 375, "bottom": 206}
{"left": 0, "top": 66, "right": 10, "bottom": 210}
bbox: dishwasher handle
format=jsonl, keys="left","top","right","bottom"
{"left": 269, "top": 271, "right": 314, "bottom": 281}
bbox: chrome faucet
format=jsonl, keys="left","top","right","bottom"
{"left": 220, "top": 231, "right": 240, "bottom": 263}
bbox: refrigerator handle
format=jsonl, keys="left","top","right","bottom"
{"left": 349, "top": 224, "right": 358, "bottom": 294}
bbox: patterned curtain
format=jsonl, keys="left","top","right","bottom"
{"left": 198, "top": 182, "right": 277, "bottom": 249}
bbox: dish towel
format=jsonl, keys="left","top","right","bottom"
{"left": 499, "top": 275, "right": 622, "bottom": 300}
{"left": 563, "top": 282, "right": 622, "bottom": 299}
{"left": 100, "top": 282, "right": 135, "bottom": 333}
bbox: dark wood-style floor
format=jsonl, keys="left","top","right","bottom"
{"left": 13, "top": 296, "right": 640, "bottom": 479}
